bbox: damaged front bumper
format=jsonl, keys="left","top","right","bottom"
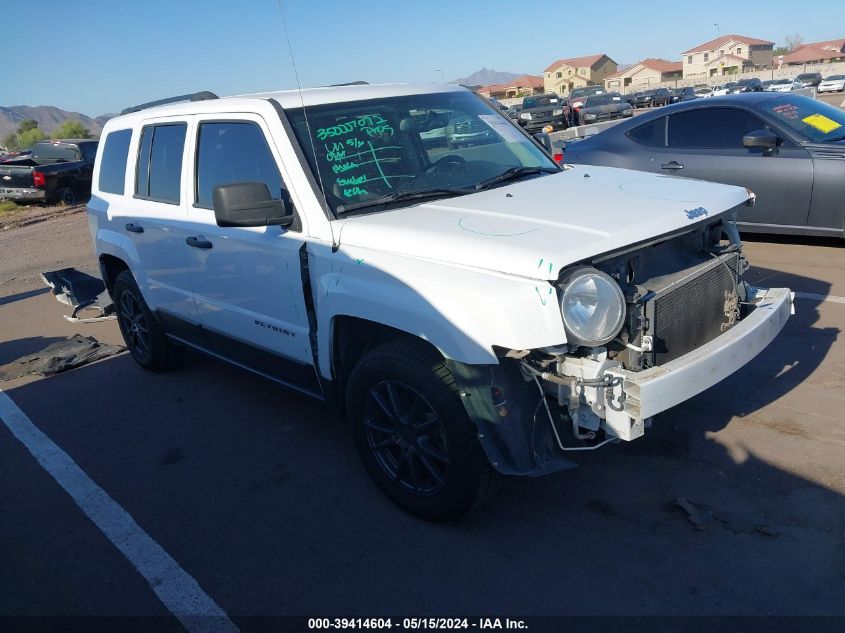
{"left": 548, "top": 286, "right": 793, "bottom": 443}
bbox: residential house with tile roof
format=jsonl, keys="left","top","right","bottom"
{"left": 604, "top": 59, "right": 683, "bottom": 92}
{"left": 477, "top": 75, "right": 545, "bottom": 99}
{"left": 782, "top": 39, "right": 845, "bottom": 66}
{"left": 543, "top": 54, "right": 617, "bottom": 95}
{"left": 682, "top": 34, "right": 774, "bottom": 79}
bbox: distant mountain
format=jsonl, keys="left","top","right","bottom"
{"left": 450, "top": 68, "right": 525, "bottom": 87}
{"left": 0, "top": 105, "right": 114, "bottom": 141}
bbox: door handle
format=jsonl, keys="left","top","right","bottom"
{"left": 661, "top": 161, "right": 684, "bottom": 171}
{"left": 186, "top": 236, "right": 213, "bottom": 249}
{"left": 125, "top": 222, "right": 144, "bottom": 233}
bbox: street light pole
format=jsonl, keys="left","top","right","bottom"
{"left": 714, "top": 23, "right": 720, "bottom": 40}
{"left": 434, "top": 69, "right": 445, "bottom": 83}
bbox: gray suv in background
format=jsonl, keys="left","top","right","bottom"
{"left": 795, "top": 72, "right": 822, "bottom": 88}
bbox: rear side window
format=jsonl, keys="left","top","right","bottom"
{"left": 135, "top": 123, "right": 187, "bottom": 204}
{"left": 668, "top": 108, "right": 765, "bottom": 149}
{"left": 98, "top": 131, "right": 131, "bottom": 195}
{"left": 195, "top": 121, "right": 283, "bottom": 208}
{"left": 627, "top": 117, "right": 666, "bottom": 147}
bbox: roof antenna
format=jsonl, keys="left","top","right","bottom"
{"left": 275, "top": 0, "right": 338, "bottom": 252}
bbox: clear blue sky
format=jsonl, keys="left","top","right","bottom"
{"left": 5, "top": 0, "right": 845, "bottom": 116}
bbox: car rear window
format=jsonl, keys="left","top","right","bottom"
{"left": 32, "top": 143, "right": 80, "bottom": 162}
{"left": 135, "top": 123, "right": 187, "bottom": 204}
{"left": 627, "top": 117, "right": 666, "bottom": 146}
{"left": 98, "top": 130, "right": 132, "bottom": 195}
{"left": 195, "top": 121, "right": 284, "bottom": 208}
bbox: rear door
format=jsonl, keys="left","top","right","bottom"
{"left": 116, "top": 119, "right": 200, "bottom": 336}
{"left": 654, "top": 106, "right": 813, "bottom": 227}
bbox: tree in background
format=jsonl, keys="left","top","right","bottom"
{"left": 19, "top": 128, "right": 47, "bottom": 148}
{"left": 2, "top": 120, "right": 47, "bottom": 150}
{"left": 50, "top": 120, "right": 92, "bottom": 140}
{"left": 18, "top": 120, "right": 39, "bottom": 133}
{"left": 784, "top": 34, "right": 804, "bottom": 53}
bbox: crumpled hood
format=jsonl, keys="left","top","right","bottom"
{"left": 335, "top": 165, "right": 749, "bottom": 281}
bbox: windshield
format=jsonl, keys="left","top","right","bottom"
{"left": 522, "top": 95, "right": 560, "bottom": 108}
{"left": 825, "top": 75, "right": 845, "bottom": 80}
{"left": 764, "top": 95, "right": 845, "bottom": 142}
{"left": 287, "top": 91, "right": 558, "bottom": 215}
{"left": 570, "top": 87, "right": 603, "bottom": 99}
{"left": 585, "top": 94, "right": 622, "bottom": 106}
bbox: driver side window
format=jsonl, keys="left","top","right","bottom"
{"left": 668, "top": 108, "right": 769, "bottom": 149}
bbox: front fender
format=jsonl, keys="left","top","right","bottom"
{"left": 311, "top": 244, "right": 568, "bottom": 375}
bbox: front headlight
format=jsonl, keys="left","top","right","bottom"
{"left": 559, "top": 268, "right": 625, "bottom": 347}
{"left": 552, "top": 108, "right": 564, "bottom": 116}
{"left": 519, "top": 112, "right": 532, "bottom": 120}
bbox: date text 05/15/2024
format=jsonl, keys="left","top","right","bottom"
{"left": 307, "top": 618, "right": 529, "bottom": 630}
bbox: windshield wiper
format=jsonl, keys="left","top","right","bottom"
{"left": 336, "top": 187, "right": 474, "bottom": 214}
{"left": 474, "top": 166, "right": 559, "bottom": 191}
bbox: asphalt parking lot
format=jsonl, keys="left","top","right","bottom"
{"left": 2, "top": 205, "right": 845, "bottom": 629}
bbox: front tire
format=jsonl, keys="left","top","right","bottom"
{"left": 346, "top": 338, "right": 500, "bottom": 521}
{"left": 112, "top": 270, "right": 182, "bottom": 372}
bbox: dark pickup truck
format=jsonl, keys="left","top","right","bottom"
{"left": 517, "top": 93, "right": 569, "bottom": 132}
{"left": 0, "top": 139, "right": 98, "bottom": 204}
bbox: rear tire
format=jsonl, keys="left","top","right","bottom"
{"left": 346, "top": 338, "right": 500, "bottom": 521}
{"left": 112, "top": 270, "right": 182, "bottom": 372}
{"left": 57, "top": 187, "right": 75, "bottom": 205}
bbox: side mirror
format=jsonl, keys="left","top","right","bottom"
{"left": 533, "top": 132, "right": 553, "bottom": 155}
{"left": 212, "top": 182, "right": 293, "bottom": 228}
{"left": 743, "top": 129, "right": 780, "bottom": 151}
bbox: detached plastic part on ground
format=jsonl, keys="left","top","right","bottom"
{"left": 0, "top": 334, "right": 125, "bottom": 381}
{"left": 40, "top": 267, "right": 115, "bottom": 323}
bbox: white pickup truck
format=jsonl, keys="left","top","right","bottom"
{"left": 88, "top": 84, "right": 791, "bottom": 520}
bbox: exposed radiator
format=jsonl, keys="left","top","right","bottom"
{"left": 646, "top": 253, "right": 740, "bottom": 365}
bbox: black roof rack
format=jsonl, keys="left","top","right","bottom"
{"left": 120, "top": 91, "right": 219, "bottom": 115}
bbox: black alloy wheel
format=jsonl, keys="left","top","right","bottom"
{"left": 347, "top": 338, "right": 500, "bottom": 521}
{"left": 117, "top": 289, "right": 152, "bottom": 362}
{"left": 111, "top": 270, "right": 182, "bottom": 372}
{"left": 363, "top": 380, "right": 451, "bottom": 495}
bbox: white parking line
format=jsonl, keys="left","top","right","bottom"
{"left": 794, "top": 292, "right": 845, "bottom": 305}
{"left": 0, "top": 389, "right": 239, "bottom": 633}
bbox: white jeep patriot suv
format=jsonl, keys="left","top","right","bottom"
{"left": 89, "top": 84, "right": 792, "bottom": 520}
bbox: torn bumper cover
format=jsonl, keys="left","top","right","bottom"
{"left": 576, "top": 286, "right": 792, "bottom": 441}
{"left": 447, "top": 287, "right": 790, "bottom": 477}
{"left": 611, "top": 287, "right": 791, "bottom": 419}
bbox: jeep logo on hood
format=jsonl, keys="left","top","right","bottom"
{"left": 685, "top": 207, "right": 708, "bottom": 220}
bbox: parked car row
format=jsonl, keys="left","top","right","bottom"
{"left": 625, "top": 88, "right": 672, "bottom": 108}
{"left": 617, "top": 73, "right": 839, "bottom": 107}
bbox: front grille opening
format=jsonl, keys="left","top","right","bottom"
{"left": 648, "top": 254, "right": 739, "bottom": 365}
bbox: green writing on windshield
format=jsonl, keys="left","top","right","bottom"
{"left": 316, "top": 114, "right": 395, "bottom": 141}
{"left": 312, "top": 112, "right": 415, "bottom": 201}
